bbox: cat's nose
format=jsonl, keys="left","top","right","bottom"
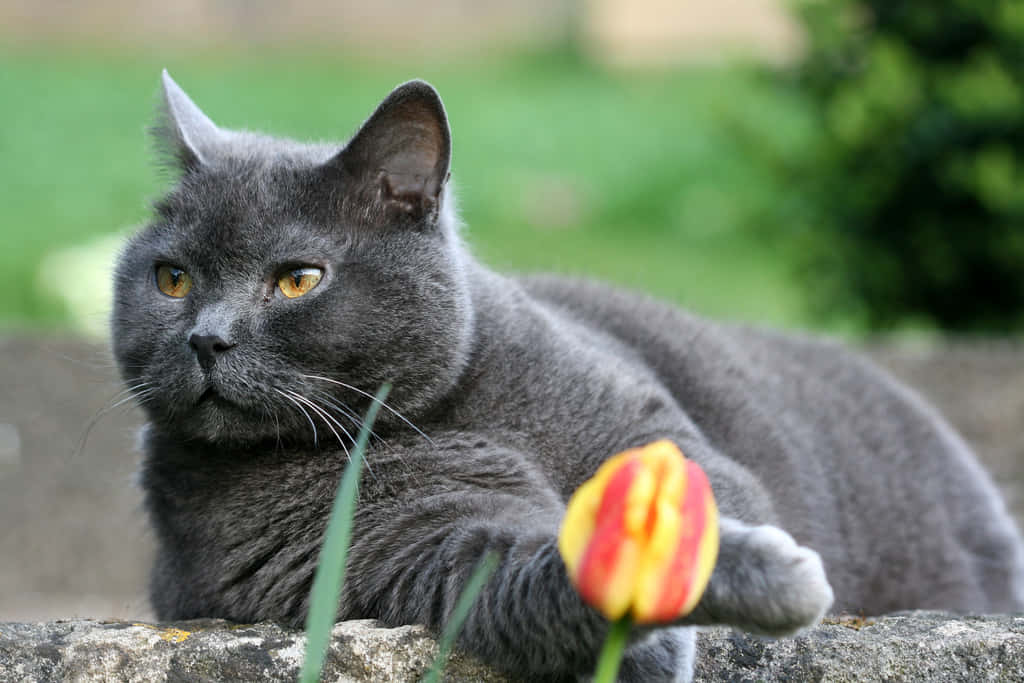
{"left": 189, "top": 333, "right": 235, "bottom": 371}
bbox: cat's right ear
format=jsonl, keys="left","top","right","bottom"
{"left": 152, "top": 70, "right": 223, "bottom": 173}
{"left": 326, "top": 80, "right": 451, "bottom": 226}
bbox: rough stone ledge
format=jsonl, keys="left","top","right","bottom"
{"left": 695, "top": 611, "right": 1024, "bottom": 682}
{"left": 2, "top": 612, "right": 1023, "bottom": 682}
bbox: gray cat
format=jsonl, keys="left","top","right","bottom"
{"left": 112, "top": 72, "right": 1024, "bottom": 681}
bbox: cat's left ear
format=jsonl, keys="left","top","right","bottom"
{"left": 153, "top": 70, "right": 224, "bottom": 173}
{"left": 329, "top": 80, "right": 451, "bottom": 222}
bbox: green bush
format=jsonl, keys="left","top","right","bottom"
{"left": 790, "top": 0, "right": 1024, "bottom": 331}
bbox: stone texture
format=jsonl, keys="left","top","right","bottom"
{"left": 0, "top": 618, "right": 507, "bottom": 682}
{"left": 2, "top": 613, "right": 1024, "bottom": 681}
{"left": 695, "top": 612, "right": 1024, "bottom": 682}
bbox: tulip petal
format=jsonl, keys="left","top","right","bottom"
{"left": 576, "top": 523, "right": 641, "bottom": 620}
{"left": 660, "top": 460, "right": 718, "bottom": 620}
{"left": 631, "top": 496, "right": 682, "bottom": 621}
{"left": 575, "top": 454, "right": 644, "bottom": 620}
{"left": 684, "top": 485, "right": 720, "bottom": 616}
{"left": 558, "top": 477, "right": 602, "bottom": 578}
{"left": 595, "top": 454, "right": 643, "bottom": 530}
{"left": 557, "top": 440, "right": 719, "bottom": 624}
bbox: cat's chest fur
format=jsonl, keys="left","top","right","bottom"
{"left": 141, "top": 435, "right": 342, "bottom": 622}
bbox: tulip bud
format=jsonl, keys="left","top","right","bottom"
{"left": 558, "top": 440, "right": 718, "bottom": 623}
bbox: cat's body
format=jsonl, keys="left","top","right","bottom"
{"left": 115, "top": 74, "right": 1024, "bottom": 681}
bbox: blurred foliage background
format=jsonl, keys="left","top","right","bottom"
{"left": 0, "top": 0, "right": 1020, "bottom": 337}
{"left": 790, "top": 0, "right": 1024, "bottom": 332}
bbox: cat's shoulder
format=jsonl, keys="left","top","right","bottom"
{"left": 514, "top": 272, "right": 893, "bottom": 391}
{"left": 515, "top": 272, "right": 814, "bottom": 350}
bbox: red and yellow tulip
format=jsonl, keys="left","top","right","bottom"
{"left": 558, "top": 440, "right": 719, "bottom": 623}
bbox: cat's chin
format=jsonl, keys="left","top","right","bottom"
{"left": 193, "top": 387, "right": 243, "bottom": 414}
{"left": 167, "top": 420, "right": 281, "bottom": 447}
{"left": 150, "top": 396, "right": 280, "bottom": 446}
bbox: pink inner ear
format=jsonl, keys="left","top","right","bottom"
{"left": 379, "top": 171, "right": 437, "bottom": 214}
{"left": 376, "top": 116, "right": 445, "bottom": 200}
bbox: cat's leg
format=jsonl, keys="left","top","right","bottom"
{"left": 682, "top": 517, "right": 834, "bottom": 635}
{"left": 347, "top": 497, "right": 633, "bottom": 679}
{"left": 341, "top": 438, "right": 827, "bottom": 678}
{"left": 340, "top": 441, "right": 696, "bottom": 681}
{"left": 615, "top": 627, "right": 696, "bottom": 683}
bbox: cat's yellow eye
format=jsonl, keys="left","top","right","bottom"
{"left": 156, "top": 265, "right": 193, "bottom": 298}
{"left": 278, "top": 267, "right": 323, "bottom": 299}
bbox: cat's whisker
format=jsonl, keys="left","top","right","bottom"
{"left": 274, "top": 388, "right": 319, "bottom": 447}
{"left": 271, "top": 405, "right": 283, "bottom": 453}
{"left": 309, "top": 390, "right": 412, "bottom": 482}
{"left": 98, "top": 381, "right": 153, "bottom": 411}
{"left": 308, "top": 390, "right": 359, "bottom": 422}
{"left": 76, "top": 381, "right": 154, "bottom": 457}
{"left": 133, "top": 389, "right": 158, "bottom": 406}
{"left": 277, "top": 389, "right": 382, "bottom": 479}
{"left": 311, "top": 390, "right": 389, "bottom": 448}
{"left": 297, "top": 393, "right": 357, "bottom": 449}
{"left": 123, "top": 389, "right": 157, "bottom": 408}
{"left": 302, "top": 374, "right": 434, "bottom": 446}
{"left": 283, "top": 390, "right": 350, "bottom": 458}
{"left": 108, "top": 388, "right": 154, "bottom": 411}
{"left": 106, "top": 381, "right": 151, "bottom": 402}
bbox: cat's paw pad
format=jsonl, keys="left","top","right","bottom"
{"left": 737, "top": 525, "right": 834, "bottom": 636}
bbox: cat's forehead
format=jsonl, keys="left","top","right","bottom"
{"left": 151, "top": 161, "right": 342, "bottom": 266}
{"left": 165, "top": 159, "right": 310, "bottom": 218}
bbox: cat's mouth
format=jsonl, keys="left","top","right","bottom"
{"left": 196, "top": 386, "right": 230, "bottom": 407}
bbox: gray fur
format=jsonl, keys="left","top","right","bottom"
{"left": 112, "top": 73, "right": 1024, "bottom": 681}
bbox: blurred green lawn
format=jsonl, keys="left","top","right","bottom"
{"left": 0, "top": 45, "right": 822, "bottom": 335}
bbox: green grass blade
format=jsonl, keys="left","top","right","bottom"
{"left": 421, "top": 551, "right": 500, "bottom": 683}
{"left": 300, "top": 383, "right": 391, "bottom": 683}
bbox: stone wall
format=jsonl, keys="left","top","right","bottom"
{"left": 3, "top": 613, "right": 1023, "bottom": 681}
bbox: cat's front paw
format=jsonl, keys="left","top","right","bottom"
{"left": 732, "top": 524, "right": 833, "bottom": 636}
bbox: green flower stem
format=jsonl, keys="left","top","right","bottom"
{"left": 593, "top": 616, "right": 632, "bottom": 683}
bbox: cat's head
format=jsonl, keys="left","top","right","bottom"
{"left": 112, "top": 72, "right": 474, "bottom": 445}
